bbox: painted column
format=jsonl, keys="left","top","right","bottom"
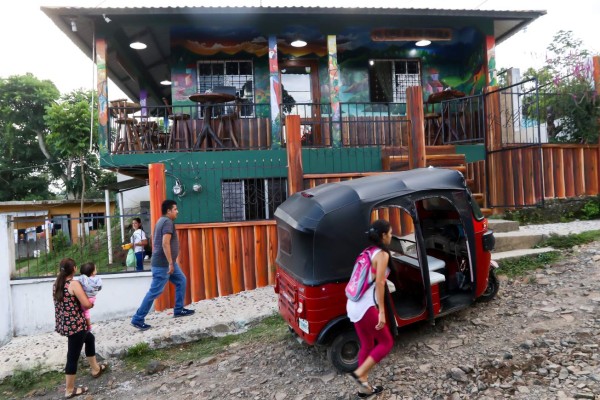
{"left": 268, "top": 35, "right": 282, "bottom": 149}
{"left": 406, "top": 86, "right": 426, "bottom": 169}
{"left": 285, "top": 115, "right": 304, "bottom": 195}
{"left": 327, "top": 35, "right": 342, "bottom": 148}
{"left": 593, "top": 56, "right": 600, "bottom": 195}
{"left": 0, "top": 214, "right": 15, "bottom": 345}
{"left": 485, "top": 36, "right": 497, "bottom": 86}
{"left": 96, "top": 37, "right": 109, "bottom": 156}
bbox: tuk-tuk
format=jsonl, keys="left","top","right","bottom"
{"left": 274, "top": 168, "right": 498, "bottom": 372}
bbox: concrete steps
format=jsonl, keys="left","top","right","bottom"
{"left": 488, "top": 219, "right": 555, "bottom": 260}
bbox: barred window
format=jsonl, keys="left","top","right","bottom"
{"left": 221, "top": 178, "right": 287, "bottom": 221}
{"left": 197, "top": 60, "right": 254, "bottom": 117}
{"left": 81, "top": 213, "right": 105, "bottom": 230}
{"left": 369, "top": 59, "right": 421, "bottom": 103}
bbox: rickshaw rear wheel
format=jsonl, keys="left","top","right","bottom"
{"left": 478, "top": 269, "right": 499, "bottom": 302}
{"left": 327, "top": 330, "right": 359, "bottom": 372}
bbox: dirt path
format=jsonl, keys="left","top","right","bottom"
{"left": 18, "top": 242, "right": 600, "bottom": 400}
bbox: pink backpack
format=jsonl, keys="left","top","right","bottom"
{"left": 345, "top": 246, "right": 377, "bottom": 301}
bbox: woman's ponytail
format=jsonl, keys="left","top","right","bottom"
{"left": 53, "top": 258, "right": 76, "bottom": 302}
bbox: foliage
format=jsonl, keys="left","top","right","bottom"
{"left": 44, "top": 89, "right": 110, "bottom": 199}
{"left": 0, "top": 74, "right": 59, "bottom": 200}
{"left": 124, "top": 314, "right": 287, "bottom": 370}
{"left": 127, "top": 342, "right": 151, "bottom": 358}
{"left": 497, "top": 251, "right": 561, "bottom": 278}
{"left": 522, "top": 31, "right": 599, "bottom": 144}
{"left": 503, "top": 196, "right": 600, "bottom": 224}
{"left": 539, "top": 230, "right": 600, "bottom": 249}
{"left": 52, "top": 231, "right": 70, "bottom": 252}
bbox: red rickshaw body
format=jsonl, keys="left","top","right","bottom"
{"left": 274, "top": 169, "right": 497, "bottom": 371}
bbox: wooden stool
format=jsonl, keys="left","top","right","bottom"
{"left": 111, "top": 99, "right": 141, "bottom": 153}
{"left": 217, "top": 114, "right": 239, "bottom": 148}
{"left": 424, "top": 113, "right": 442, "bottom": 145}
{"left": 167, "top": 114, "right": 191, "bottom": 150}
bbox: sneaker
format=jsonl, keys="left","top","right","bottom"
{"left": 131, "top": 321, "right": 151, "bottom": 331}
{"left": 174, "top": 308, "right": 195, "bottom": 318}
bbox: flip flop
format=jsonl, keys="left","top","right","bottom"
{"left": 91, "top": 363, "right": 108, "bottom": 378}
{"left": 65, "top": 386, "right": 88, "bottom": 398}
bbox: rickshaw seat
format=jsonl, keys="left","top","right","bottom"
{"left": 429, "top": 271, "right": 446, "bottom": 285}
{"left": 393, "top": 254, "right": 446, "bottom": 271}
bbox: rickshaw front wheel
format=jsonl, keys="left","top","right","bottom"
{"left": 327, "top": 330, "right": 359, "bottom": 372}
{"left": 478, "top": 269, "right": 499, "bottom": 302}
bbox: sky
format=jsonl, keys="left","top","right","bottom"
{"left": 0, "top": 0, "right": 598, "bottom": 98}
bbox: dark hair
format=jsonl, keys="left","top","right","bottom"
{"left": 367, "top": 219, "right": 392, "bottom": 250}
{"left": 161, "top": 199, "right": 177, "bottom": 215}
{"left": 53, "top": 258, "right": 76, "bottom": 302}
{"left": 80, "top": 262, "right": 96, "bottom": 277}
{"left": 132, "top": 217, "right": 143, "bottom": 227}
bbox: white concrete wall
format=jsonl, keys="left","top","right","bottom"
{"left": 0, "top": 215, "right": 14, "bottom": 345}
{"left": 117, "top": 173, "right": 150, "bottom": 210}
{"left": 10, "top": 272, "right": 153, "bottom": 337}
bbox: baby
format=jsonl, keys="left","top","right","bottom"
{"left": 78, "top": 262, "right": 102, "bottom": 331}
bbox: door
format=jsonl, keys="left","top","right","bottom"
{"left": 280, "top": 60, "right": 322, "bottom": 145}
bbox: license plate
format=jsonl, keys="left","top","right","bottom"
{"left": 298, "top": 318, "right": 309, "bottom": 334}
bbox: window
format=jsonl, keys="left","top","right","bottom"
{"left": 81, "top": 213, "right": 105, "bottom": 230}
{"left": 368, "top": 59, "right": 421, "bottom": 103}
{"left": 221, "top": 178, "right": 287, "bottom": 221}
{"left": 197, "top": 60, "right": 254, "bottom": 117}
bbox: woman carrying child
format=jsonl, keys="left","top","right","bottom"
{"left": 78, "top": 262, "right": 102, "bottom": 331}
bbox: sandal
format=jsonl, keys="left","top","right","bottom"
{"left": 65, "top": 386, "right": 88, "bottom": 398}
{"left": 357, "top": 385, "right": 384, "bottom": 399}
{"left": 91, "top": 363, "right": 108, "bottom": 378}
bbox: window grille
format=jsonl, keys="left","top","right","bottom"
{"left": 221, "top": 178, "right": 287, "bottom": 222}
{"left": 369, "top": 59, "right": 421, "bottom": 103}
{"left": 197, "top": 60, "right": 255, "bottom": 117}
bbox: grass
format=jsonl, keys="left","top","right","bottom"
{"left": 497, "top": 251, "right": 561, "bottom": 278}
{"left": 123, "top": 314, "right": 288, "bottom": 370}
{"left": 0, "top": 314, "right": 288, "bottom": 396}
{"left": 0, "top": 366, "right": 62, "bottom": 398}
{"left": 539, "top": 230, "right": 600, "bottom": 249}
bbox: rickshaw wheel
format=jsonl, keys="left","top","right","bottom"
{"left": 478, "top": 269, "right": 499, "bottom": 302}
{"left": 327, "top": 330, "right": 359, "bottom": 372}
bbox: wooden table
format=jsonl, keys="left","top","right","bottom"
{"left": 189, "top": 92, "right": 237, "bottom": 149}
{"left": 426, "top": 90, "right": 466, "bottom": 144}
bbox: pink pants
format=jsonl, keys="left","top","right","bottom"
{"left": 354, "top": 306, "right": 393, "bottom": 365}
{"left": 81, "top": 296, "right": 96, "bottom": 320}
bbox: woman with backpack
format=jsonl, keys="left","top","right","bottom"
{"left": 346, "top": 219, "right": 394, "bottom": 398}
{"left": 130, "top": 218, "right": 148, "bottom": 272}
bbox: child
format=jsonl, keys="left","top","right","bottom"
{"left": 79, "top": 262, "right": 102, "bottom": 331}
{"left": 130, "top": 218, "right": 148, "bottom": 272}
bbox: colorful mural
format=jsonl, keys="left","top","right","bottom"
{"left": 96, "top": 38, "right": 108, "bottom": 156}
{"left": 327, "top": 35, "right": 342, "bottom": 147}
{"left": 169, "top": 24, "right": 491, "bottom": 118}
{"left": 269, "top": 36, "right": 282, "bottom": 149}
{"left": 486, "top": 35, "right": 497, "bottom": 86}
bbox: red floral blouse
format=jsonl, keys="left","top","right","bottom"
{"left": 54, "top": 279, "right": 87, "bottom": 337}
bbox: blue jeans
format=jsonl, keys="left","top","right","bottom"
{"left": 131, "top": 263, "right": 187, "bottom": 324}
{"left": 135, "top": 251, "right": 145, "bottom": 271}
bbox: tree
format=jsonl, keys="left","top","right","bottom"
{"left": 44, "top": 89, "right": 104, "bottom": 199}
{"left": 523, "top": 31, "right": 599, "bottom": 143}
{"left": 0, "top": 74, "right": 59, "bottom": 200}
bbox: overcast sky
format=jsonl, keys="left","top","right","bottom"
{"left": 1, "top": 0, "right": 598, "bottom": 98}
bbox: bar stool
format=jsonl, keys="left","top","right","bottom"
{"left": 216, "top": 102, "right": 240, "bottom": 148}
{"left": 167, "top": 113, "right": 192, "bottom": 151}
{"left": 111, "top": 99, "right": 141, "bottom": 153}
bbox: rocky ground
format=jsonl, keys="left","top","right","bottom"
{"left": 15, "top": 242, "right": 600, "bottom": 400}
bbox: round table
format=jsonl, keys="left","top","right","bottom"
{"left": 189, "top": 92, "right": 237, "bottom": 149}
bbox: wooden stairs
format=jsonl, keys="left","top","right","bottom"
{"left": 382, "top": 146, "right": 491, "bottom": 216}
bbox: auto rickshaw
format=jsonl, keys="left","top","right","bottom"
{"left": 274, "top": 168, "right": 498, "bottom": 372}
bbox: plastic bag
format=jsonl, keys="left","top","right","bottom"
{"left": 126, "top": 248, "right": 136, "bottom": 268}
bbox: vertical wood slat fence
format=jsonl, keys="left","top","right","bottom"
{"left": 156, "top": 221, "right": 277, "bottom": 310}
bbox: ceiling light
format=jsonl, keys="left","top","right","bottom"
{"left": 160, "top": 80, "right": 172, "bottom": 86}
{"left": 369, "top": 60, "right": 375, "bottom": 66}
{"left": 130, "top": 42, "right": 147, "bottom": 50}
{"left": 415, "top": 40, "right": 431, "bottom": 47}
{"left": 291, "top": 39, "right": 307, "bottom": 48}
{"left": 70, "top": 20, "right": 77, "bottom": 32}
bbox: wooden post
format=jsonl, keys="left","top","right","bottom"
{"left": 484, "top": 86, "right": 501, "bottom": 207}
{"left": 148, "top": 163, "right": 171, "bottom": 312}
{"left": 96, "top": 36, "right": 109, "bottom": 156}
{"left": 406, "top": 86, "right": 426, "bottom": 169}
{"left": 286, "top": 115, "right": 304, "bottom": 195}
{"left": 593, "top": 56, "right": 600, "bottom": 195}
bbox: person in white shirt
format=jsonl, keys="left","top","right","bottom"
{"left": 346, "top": 219, "right": 394, "bottom": 399}
{"left": 130, "top": 218, "right": 148, "bottom": 272}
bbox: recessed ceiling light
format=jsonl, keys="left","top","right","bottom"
{"left": 130, "top": 42, "right": 147, "bottom": 50}
{"left": 291, "top": 39, "right": 307, "bottom": 48}
{"left": 415, "top": 40, "right": 431, "bottom": 47}
{"left": 160, "top": 80, "right": 172, "bottom": 86}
